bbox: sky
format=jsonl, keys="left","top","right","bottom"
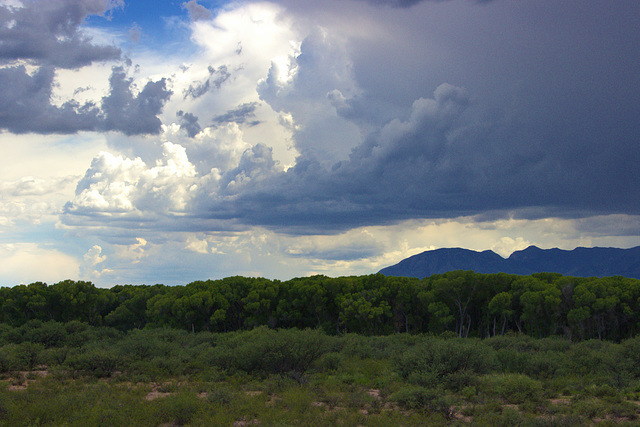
{"left": 1, "top": 0, "right": 639, "bottom": 287}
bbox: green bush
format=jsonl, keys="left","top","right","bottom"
{"left": 479, "top": 373, "right": 543, "bottom": 404}
{"left": 495, "top": 348, "right": 530, "bottom": 373}
{"left": 0, "top": 324, "right": 12, "bottom": 346}
{"left": 207, "top": 386, "right": 233, "bottom": 405}
{"left": 0, "top": 393, "right": 12, "bottom": 421}
{"left": 22, "top": 320, "right": 68, "bottom": 348}
{"left": 211, "top": 327, "right": 332, "bottom": 379}
{"left": 153, "top": 391, "right": 201, "bottom": 425}
{"left": 0, "top": 345, "right": 19, "bottom": 372}
{"left": 485, "top": 333, "right": 540, "bottom": 352}
{"left": 41, "top": 346, "right": 69, "bottom": 366}
{"left": 620, "top": 336, "right": 640, "bottom": 378}
{"left": 525, "top": 351, "right": 568, "bottom": 379}
{"left": 13, "top": 342, "right": 45, "bottom": 370}
{"left": 65, "top": 344, "right": 122, "bottom": 377}
{"left": 311, "top": 351, "right": 345, "bottom": 373}
{"left": 393, "top": 337, "right": 496, "bottom": 389}
{"left": 340, "top": 333, "right": 418, "bottom": 359}
{"left": 570, "top": 398, "right": 607, "bottom": 419}
{"left": 391, "top": 386, "right": 452, "bottom": 418}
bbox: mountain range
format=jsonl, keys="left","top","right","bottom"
{"left": 378, "top": 246, "right": 640, "bottom": 279}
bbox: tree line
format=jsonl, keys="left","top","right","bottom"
{"left": 2, "top": 271, "right": 640, "bottom": 340}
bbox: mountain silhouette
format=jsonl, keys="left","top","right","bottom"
{"left": 378, "top": 246, "right": 640, "bottom": 279}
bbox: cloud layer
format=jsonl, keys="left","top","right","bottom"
{"left": 62, "top": 0, "right": 640, "bottom": 235}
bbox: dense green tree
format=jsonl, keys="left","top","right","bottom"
{"left": 106, "top": 284, "right": 165, "bottom": 330}
{"left": 1, "top": 273, "right": 640, "bottom": 339}
{"left": 49, "top": 280, "right": 115, "bottom": 325}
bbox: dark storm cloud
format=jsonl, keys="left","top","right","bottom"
{"left": 176, "top": 110, "right": 201, "bottom": 137}
{"left": 59, "top": 0, "right": 640, "bottom": 237}
{"left": 0, "top": 0, "right": 122, "bottom": 69}
{"left": 232, "top": 74, "right": 640, "bottom": 232}
{"left": 200, "top": 0, "right": 640, "bottom": 235}
{"left": 0, "top": 64, "right": 172, "bottom": 135}
{"left": 208, "top": 84, "right": 487, "bottom": 232}
{"left": 184, "top": 65, "right": 231, "bottom": 99}
{"left": 101, "top": 66, "right": 173, "bottom": 135}
{"left": 0, "top": 65, "right": 101, "bottom": 134}
{"left": 211, "top": 102, "right": 260, "bottom": 126}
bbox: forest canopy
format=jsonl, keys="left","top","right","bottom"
{"left": 2, "top": 272, "right": 639, "bottom": 341}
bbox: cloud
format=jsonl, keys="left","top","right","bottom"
{"left": 0, "top": 1, "right": 172, "bottom": 136}
{"left": 0, "top": 175, "right": 76, "bottom": 197}
{"left": 211, "top": 102, "right": 260, "bottom": 127}
{"left": 0, "top": 65, "right": 101, "bottom": 133}
{"left": 0, "top": 0, "right": 122, "bottom": 69}
{"left": 257, "top": 27, "right": 363, "bottom": 166}
{"left": 356, "top": 0, "right": 426, "bottom": 7}
{"left": 66, "top": 141, "right": 197, "bottom": 216}
{"left": 0, "top": 64, "right": 172, "bottom": 135}
{"left": 176, "top": 110, "right": 201, "bottom": 137}
{"left": 490, "top": 237, "right": 530, "bottom": 258}
{"left": 81, "top": 244, "right": 113, "bottom": 279}
{"left": 162, "top": 121, "right": 252, "bottom": 174}
{"left": 182, "top": 0, "right": 212, "bottom": 22}
{"left": 84, "top": 244, "right": 106, "bottom": 265}
{"left": 114, "top": 237, "right": 148, "bottom": 263}
{"left": 128, "top": 23, "right": 141, "bottom": 42}
{"left": 284, "top": 229, "right": 382, "bottom": 260}
{"left": 210, "top": 82, "right": 475, "bottom": 231}
{"left": 101, "top": 65, "right": 173, "bottom": 135}
{"left": 184, "top": 65, "right": 231, "bottom": 100}
{"left": 217, "top": 143, "right": 281, "bottom": 195}
{"left": 185, "top": 235, "right": 209, "bottom": 254}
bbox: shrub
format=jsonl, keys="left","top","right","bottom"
{"left": 495, "top": 348, "right": 530, "bottom": 373}
{"left": 14, "top": 342, "right": 45, "bottom": 370}
{"left": 213, "top": 327, "right": 332, "bottom": 379}
{"left": 391, "top": 386, "right": 452, "bottom": 418}
{"left": 0, "top": 324, "right": 12, "bottom": 346}
{"left": 311, "top": 351, "right": 345, "bottom": 373}
{"left": 207, "top": 387, "right": 233, "bottom": 405}
{"left": 152, "top": 391, "right": 200, "bottom": 426}
{"left": 525, "top": 351, "right": 568, "bottom": 379}
{"left": 393, "top": 337, "right": 496, "bottom": 389}
{"left": 620, "top": 336, "right": 640, "bottom": 378}
{"left": 0, "top": 345, "right": 19, "bottom": 373}
{"left": 22, "top": 320, "right": 67, "bottom": 348}
{"left": 65, "top": 344, "right": 122, "bottom": 377}
{"left": 485, "top": 333, "right": 540, "bottom": 352}
{"left": 0, "top": 393, "right": 12, "bottom": 420}
{"left": 41, "top": 346, "right": 69, "bottom": 366}
{"left": 479, "top": 373, "right": 543, "bottom": 404}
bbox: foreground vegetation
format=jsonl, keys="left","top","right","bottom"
{"left": 3, "top": 271, "right": 640, "bottom": 340}
{"left": 3, "top": 273, "right": 640, "bottom": 424}
{"left": 1, "top": 323, "right": 640, "bottom": 425}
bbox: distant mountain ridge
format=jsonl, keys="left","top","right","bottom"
{"left": 378, "top": 246, "right": 640, "bottom": 279}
